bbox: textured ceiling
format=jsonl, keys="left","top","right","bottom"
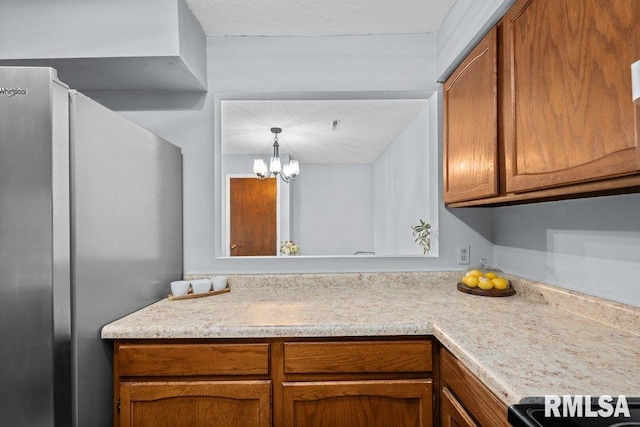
{"left": 186, "top": 0, "right": 457, "bottom": 36}
{"left": 221, "top": 99, "right": 428, "bottom": 164}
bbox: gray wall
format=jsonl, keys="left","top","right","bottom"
{"left": 493, "top": 195, "right": 640, "bottom": 307}
{"left": 0, "top": 0, "right": 207, "bottom": 91}
{"left": 292, "top": 163, "right": 373, "bottom": 256}
{"left": 177, "top": 0, "right": 208, "bottom": 87}
{"left": 119, "top": 34, "right": 494, "bottom": 273}
{"left": 0, "top": 0, "right": 177, "bottom": 58}
{"left": 373, "top": 104, "right": 432, "bottom": 255}
{"left": 42, "top": 0, "right": 637, "bottom": 305}
{"left": 207, "top": 34, "right": 439, "bottom": 94}
{"left": 436, "top": 0, "right": 515, "bottom": 81}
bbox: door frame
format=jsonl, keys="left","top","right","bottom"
{"left": 225, "top": 174, "right": 281, "bottom": 257}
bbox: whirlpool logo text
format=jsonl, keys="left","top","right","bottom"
{"left": 0, "top": 87, "right": 28, "bottom": 97}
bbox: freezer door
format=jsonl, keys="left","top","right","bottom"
{"left": 69, "top": 91, "right": 183, "bottom": 426}
{"left": 0, "top": 67, "right": 72, "bottom": 426}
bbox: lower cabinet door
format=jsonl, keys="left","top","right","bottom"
{"left": 441, "top": 387, "right": 478, "bottom": 427}
{"left": 119, "top": 380, "right": 271, "bottom": 427}
{"left": 283, "top": 379, "right": 432, "bottom": 427}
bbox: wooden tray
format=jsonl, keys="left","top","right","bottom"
{"left": 457, "top": 282, "right": 516, "bottom": 297}
{"left": 167, "top": 287, "right": 230, "bottom": 301}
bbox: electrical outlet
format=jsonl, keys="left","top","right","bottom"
{"left": 457, "top": 245, "right": 470, "bottom": 265}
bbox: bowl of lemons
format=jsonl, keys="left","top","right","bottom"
{"left": 458, "top": 259, "right": 515, "bottom": 297}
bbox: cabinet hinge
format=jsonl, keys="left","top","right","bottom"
{"left": 117, "top": 398, "right": 121, "bottom": 413}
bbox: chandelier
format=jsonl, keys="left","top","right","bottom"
{"left": 253, "top": 127, "right": 300, "bottom": 183}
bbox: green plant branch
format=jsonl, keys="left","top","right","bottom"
{"left": 411, "top": 219, "right": 431, "bottom": 254}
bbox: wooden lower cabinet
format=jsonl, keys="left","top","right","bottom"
{"left": 114, "top": 341, "right": 273, "bottom": 427}
{"left": 119, "top": 380, "right": 271, "bottom": 427}
{"left": 440, "top": 349, "right": 509, "bottom": 427}
{"left": 280, "top": 339, "right": 434, "bottom": 426}
{"left": 114, "top": 338, "right": 523, "bottom": 427}
{"left": 441, "top": 387, "right": 478, "bottom": 427}
{"left": 283, "top": 380, "right": 432, "bottom": 427}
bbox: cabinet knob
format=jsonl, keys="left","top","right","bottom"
{"left": 230, "top": 244, "right": 237, "bottom": 250}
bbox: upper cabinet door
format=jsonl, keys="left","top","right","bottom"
{"left": 443, "top": 27, "right": 499, "bottom": 203}
{"left": 503, "top": 0, "right": 640, "bottom": 193}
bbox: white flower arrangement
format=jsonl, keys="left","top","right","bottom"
{"left": 280, "top": 240, "right": 300, "bottom": 256}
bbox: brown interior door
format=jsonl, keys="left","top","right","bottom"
{"left": 229, "top": 177, "right": 277, "bottom": 256}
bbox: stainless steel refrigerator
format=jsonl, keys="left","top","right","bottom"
{"left": 0, "top": 67, "right": 183, "bottom": 426}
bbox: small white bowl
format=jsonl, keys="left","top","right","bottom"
{"left": 191, "top": 279, "right": 212, "bottom": 294}
{"left": 170, "top": 280, "right": 190, "bottom": 297}
{"left": 211, "top": 276, "right": 227, "bottom": 291}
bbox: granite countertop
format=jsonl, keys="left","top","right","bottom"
{"left": 101, "top": 272, "right": 640, "bottom": 406}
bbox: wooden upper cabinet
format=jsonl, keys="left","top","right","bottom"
{"left": 503, "top": 0, "right": 640, "bottom": 193}
{"left": 444, "top": 27, "right": 498, "bottom": 203}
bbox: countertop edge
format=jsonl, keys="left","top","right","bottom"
{"left": 101, "top": 273, "right": 640, "bottom": 407}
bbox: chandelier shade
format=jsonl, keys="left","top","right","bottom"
{"left": 253, "top": 127, "right": 299, "bottom": 183}
{"left": 252, "top": 158, "right": 268, "bottom": 175}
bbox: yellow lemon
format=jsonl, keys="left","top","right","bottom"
{"left": 462, "top": 276, "right": 479, "bottom": 288}
{"left": 477, "top": 277, "right": 494, "bottom": 290}
{"left": 492, "top": 277, "right": 509, "bottom": 290}
{"left": 466, "top": 270, "right": 483, "bottom": 278}
{"left": 484, "top": 272, "right": 497, "bottom": 279}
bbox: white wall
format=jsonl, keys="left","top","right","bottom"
{"left": 207, "top": 34, "right": 438, "bottom": 94}
{"left": 0, "top": 0, "right": 177, "bottom": 58}
{"left": 2, "top": 7, "right": 496, "bottom": 274}
{"left": 0, "top": 0, "right": 207, "bottom": 91}
{"left": 117, "top": 34, "right": 425, "bottom": 272}
{"left": 292, "top": 163, "right": 373, "bottom": 256}
{"left": 116, "top": 34, "right": 494, "bottom": 273}
{"left": 131, "top": 36, "right": 489, "bottom": 272}
{"left": 7, "top": 0, "right": 635, "bottom": 302}
{"left": 106, "top": 33, "right": 493, "bottom": 273}
{"left": 436, "top": 0, "right": 515, "bottom": 81}
{"left": 373, "top": 104, "right": 432, "bottom": 255}
{"left": 177, "top": 0, "right": 208, "bottom": 87}
{"left": 493, "top": 194, "right": 640, "bottom": 307}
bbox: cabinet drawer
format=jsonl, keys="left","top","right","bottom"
{"left": 284, "top": 340, "right": 432, "bottom": 374}
{"left": 118, "top": 343, "right": 270, "bottom": 377}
